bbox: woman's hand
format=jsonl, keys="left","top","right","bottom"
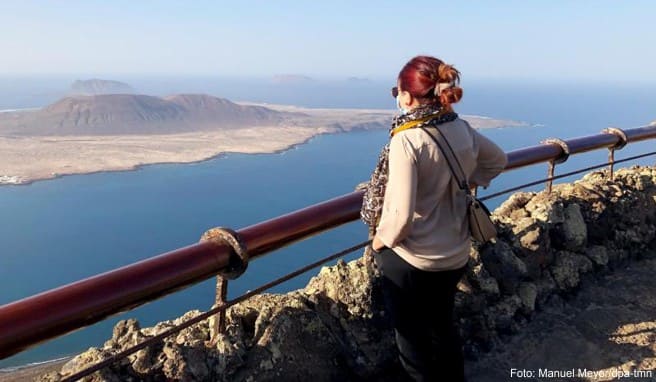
{"left": 371, "top": 236, "right": 387, "bottom": 252}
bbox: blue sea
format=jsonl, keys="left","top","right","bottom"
{"left": 0, "top": 77, "right": 654, "bottom": 369}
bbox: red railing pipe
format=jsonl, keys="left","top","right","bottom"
{"left": 0, "top": 242, "right": 230, "bottom": 359}
{"left": 0, "top": 124, "right": 655, "bottom": 359}
{"left": 505, "top": 124, "right": 656, "bottom": 170}
{"left": 0, "top": 193, "right": 363, "bottom": 359}
{"left": 240, "top": 192, "right": 363, "bottom": 259}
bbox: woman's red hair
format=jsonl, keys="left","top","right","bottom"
{"left": 398, "top": 55, "right": 463, "bottom": 108}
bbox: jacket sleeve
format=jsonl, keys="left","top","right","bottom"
{"left": 375, "top": 134, "right": 418, "bottom": 248}
{"left": 469, "top": 129, "right": 508, "bottom": 188}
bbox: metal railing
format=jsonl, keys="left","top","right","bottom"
{"left": 1, "top": 124, "right": 655, "bottom": 375}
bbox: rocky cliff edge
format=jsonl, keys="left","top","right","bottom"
{"left": 40, "top": 166, "right": 656, "bottom": 381}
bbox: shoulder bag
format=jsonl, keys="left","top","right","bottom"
{"left": 419, "top": 126, "right": 497, "bottom": 243}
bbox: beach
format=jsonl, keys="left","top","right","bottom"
{"left": 0, "top": 358, "right": 68, "bottom": 381}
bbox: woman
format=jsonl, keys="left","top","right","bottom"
{"left": 367, "top": 56, "right": 507, "bottom": 381}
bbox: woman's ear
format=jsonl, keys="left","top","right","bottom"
{"left": 400, "top": 90, "right": 414, "bottom": 109}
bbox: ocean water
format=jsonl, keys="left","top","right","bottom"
{"left": 0, "top": 79, "right": 654, "bottom": 369}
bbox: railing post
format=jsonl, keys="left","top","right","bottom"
{"left": 211, "top": 276, "right": 229, "bottom": 340}
{"left": 546, "top": 161, "right": 556, "bottom": 193}
{"left": 542, "top": 138, "right": 571, "bottom": 193}
{"left": 602, "top": 127, "right": 628, "bottom": 181}
{"left": 608, "top": 147, "right": 615, "bottom": 180}
{"left": 199, "top": 227, "right": 249, "bottom": 344}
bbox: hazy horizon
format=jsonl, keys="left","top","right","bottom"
{"left": 3, "top": 73, "right": 656, "bottom": 84}
{"left": 1, "top": 1, "right": 655, "bottom": 83}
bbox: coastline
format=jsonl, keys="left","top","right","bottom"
{"left": 0, "top": 127, "right": 334, "bottom": 187}
{"left": 0, "top": 125, "right": 363, "bottom": 187}
{"left": 0, "top": 357, "right": 69, "bottom": 382}
{"left": 0, "top": 105, "right": 527, "bottom": 187}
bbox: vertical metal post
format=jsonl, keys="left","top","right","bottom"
{"left": 211, "top": 276, "right": 228, "bottom": 341}
{"left": 541, "top": 138, "right": 570, "bottom": 194}
{"left": 200, "top": 226, "right": 250, "bottom": 345}
{"left": 608, "top": 147, "right": 616, "bottom": 180}
{"left": 546, "top": 161, "right": 556, "bottom": 193}
{"left": 602, "top": 127, "right": 628, "bottom": 181}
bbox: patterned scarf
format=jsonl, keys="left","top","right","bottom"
{"left": 390, "top": 103, "right": 458, "bottom": 136}
{"left": 360, "top": 103, "right": 458, "bottom": 228}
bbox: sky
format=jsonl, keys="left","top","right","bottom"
{"left": 0, "top": 1, "right": 654, "bottom": 82}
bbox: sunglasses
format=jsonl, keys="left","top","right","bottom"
{"left": 392, "top": 85, "right": 439, "bottom": 99}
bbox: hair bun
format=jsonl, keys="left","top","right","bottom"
{"left": 435, "top": 62, "right": 462, "bottom": 106}
{"left": 437, "top": 63, "right": 460, "bottom": 84}
{"left": 440, "top": 86, "right": 463, "bottom": 106}
{"left": 433, "top": 81, "right": 456, "bottom": 97}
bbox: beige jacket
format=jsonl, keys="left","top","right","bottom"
{"left": 375, "top": 117, "right": 507, "bottom": 271}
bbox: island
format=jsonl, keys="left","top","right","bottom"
{"left": 0, "top": 93, "right": 527, "bottom": 185}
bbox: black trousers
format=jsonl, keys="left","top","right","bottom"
{"left": 374, "top": 247, "right": 467, "bottom": 382}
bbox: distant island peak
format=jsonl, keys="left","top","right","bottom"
{"left": 271, "top": 74, "right": 315, "bottom": 84}
{"left": 70, "top": 79, "right": 135, "bottom": 95}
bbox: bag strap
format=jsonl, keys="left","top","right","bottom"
{"left": 419, "top": 126, "right": 471, "bottom": 195}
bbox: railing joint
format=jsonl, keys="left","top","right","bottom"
{"left": 602, "top": 127, "right": 629, "bottom": 150}
{"left": 200, "top": 227, "right": 249, "bottom": 280}
{"left": 541, "top": 138, "right": 571, "bottom": 164}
